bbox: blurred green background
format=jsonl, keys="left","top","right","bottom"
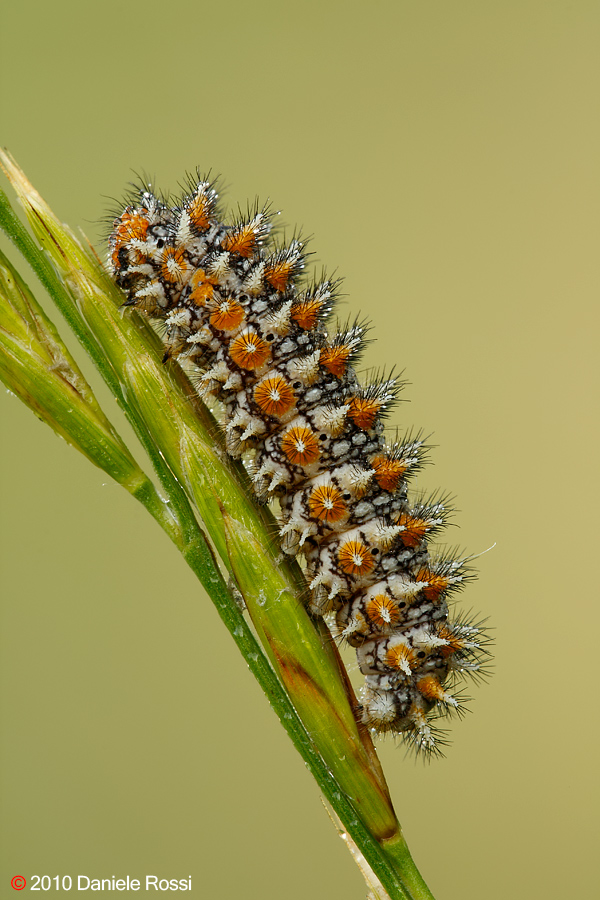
{"left": 1, "top": 1, "right": 599, "bottom": 897}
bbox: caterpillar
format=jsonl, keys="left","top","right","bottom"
{"left": 108, "top": 172, "right": 490, "bottom": 756}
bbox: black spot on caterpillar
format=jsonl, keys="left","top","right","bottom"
{"left": 107, "top": 172, "right": 490, "bottom": 756}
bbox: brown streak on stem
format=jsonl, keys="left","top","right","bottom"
{"left": 313, "top": 615, "right": 391, "bottom": 793}
{"left": 269, "top": 640, "right": 399, "bottom": 841}
{"left": 29, "top": 207, "right": 68, "bottom": 261}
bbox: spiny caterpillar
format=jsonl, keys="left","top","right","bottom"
{"left": 108, "top": 172, "right": 490, "bottom": 756}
